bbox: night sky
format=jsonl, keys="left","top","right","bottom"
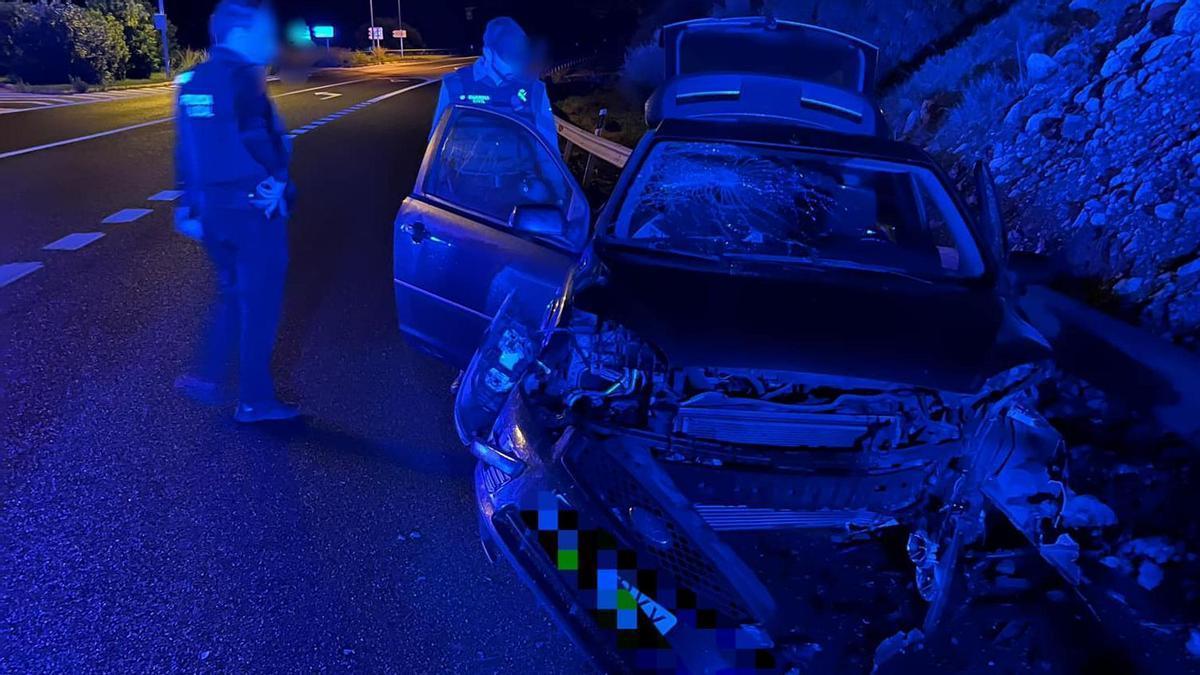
{"left": 169, "top": 0, "right": 649, "bottom": 57}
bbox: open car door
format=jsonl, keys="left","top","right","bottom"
{"left": 393, "top": 104, "right": 590, "bottom": 367}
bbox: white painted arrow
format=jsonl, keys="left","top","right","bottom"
{"left": 314, "top": 92, "right": 343, "bottom": 100}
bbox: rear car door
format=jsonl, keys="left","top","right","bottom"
{"left": 393, "top": 104, "right": 590, "bottom": 367}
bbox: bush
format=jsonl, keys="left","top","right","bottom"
{"left": 312, "top": 48, "right": 375, "bottom": 69}
{"left": 88, "top": 0, "right": 163, "bottom": 79}
{"left": 0, "top": 1, "right": 131, "bottom": 84}
{"left": 172, "top": 47, "right": 207, "bottom": 74}
{"left": 620, "top": 42, "right": 664, "bottom": 98}
{"left": 67, "top": 6, "right": 130, "bottom": 83}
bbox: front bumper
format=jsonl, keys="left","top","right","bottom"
{"left": 475, "top": 455, "right": 780, "bottom": 673}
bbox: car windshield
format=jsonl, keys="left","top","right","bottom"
{"left": 609, "top": 141, "right": 985, "bottom": 279}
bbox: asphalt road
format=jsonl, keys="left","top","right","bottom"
{"left": 0, "top": 59, "right": 588, "bottom": 673}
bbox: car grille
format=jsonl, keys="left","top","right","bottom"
{"left": 566, "top": 442, "right": 755, "bottom": 623}
{"left": 674, "top": 406, "right": 900, "bottom": 449}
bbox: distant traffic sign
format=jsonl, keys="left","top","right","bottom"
{"left": 368, "top": 26, "right": 384, "bottom": 41}
{"left": 312, "top": 25, "right": 335, "bottom": 39}
{"left": 392, "top": 29, "right": 407, "bottom": 39}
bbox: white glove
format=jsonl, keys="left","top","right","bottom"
{"left": 251, "top": 176, "right": 289, "bottom": 220}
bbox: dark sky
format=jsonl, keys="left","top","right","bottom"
{"left": 170, "top": 0, "right": 650, "bottom": 56}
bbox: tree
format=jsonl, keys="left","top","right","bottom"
{"left": 0, "top": 1, "right": 130, "bottom": 84}
{"left": 65, "top": 5, "right": 129, "bottom": 82}
{"left": 86, "top": 0, "right": 162, "bottom": 78}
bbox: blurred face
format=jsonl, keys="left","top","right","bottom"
{"left": 229, "top": 8, "right": 280, "bottom": 65}
{"left": 483, "top": 31, "right": 530, "bottom": 81}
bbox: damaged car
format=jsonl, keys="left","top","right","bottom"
{"left": 393, "top": 17, "right": 1099, "bottom": 674}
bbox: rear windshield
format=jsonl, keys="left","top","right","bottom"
{"left": 676, "top": 27, "right": 867, "bottom": 91}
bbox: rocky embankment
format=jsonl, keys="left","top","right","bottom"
{"left": 893, "top": 0, "right": 1200, "bottom": 348}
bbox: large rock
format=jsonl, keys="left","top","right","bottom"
{"left": 1177, "top": 0, "right": 1200, "bottom": 33}
{"left": 1027, "top": 52, "right": 1058, "bottom": 81}
{"left": 1061, "top": 114, "right": 1090, "bottom": 141}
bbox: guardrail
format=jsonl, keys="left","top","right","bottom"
{"left": 543, "top": 57, "right": 590, "bottom": 79}
{"left": 554, "top": 116, "right": 631, "bottom": 170}
{"left": 383, "top": 48, "right": 462, "bottom": 56}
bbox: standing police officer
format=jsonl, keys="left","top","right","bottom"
{"left": 174, "top": 0, "right": 299, "bottom": 423}
{"left": 431, "top": 17, "right": 557, "bottom": 148}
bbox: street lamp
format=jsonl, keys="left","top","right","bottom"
{"left": 155, "top": 0, "right": 171, "bottom": 78}
{"left": 396, "top": 0, "right": 405, "bottom": 56}
{"left": 368, "top": 0, "right": 380, "bottom": 52}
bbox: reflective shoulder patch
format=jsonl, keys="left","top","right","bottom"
{"left": 173, "top": 71, "right": 194, "bottom": 86}
{"left": 180, "top": 93, "right": 214, "bottom": 118}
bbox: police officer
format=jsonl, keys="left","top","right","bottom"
{"left": 173, "top": 0, "right": 298, "bottom": 423}
{"left": 431, "top": 17, "right": 557, "bottom": 148}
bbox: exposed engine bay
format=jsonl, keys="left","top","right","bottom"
{"left": 458, "top": 297, "right": 1106, "bottom": 670}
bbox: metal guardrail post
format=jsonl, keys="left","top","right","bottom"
{"left": 580, "top": 108, "right": 608, "bottom": 188}
{"left": 553, "top": 116, "right": 631, "bottom": 173}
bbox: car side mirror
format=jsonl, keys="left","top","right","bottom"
{"left": 510, "top": 203, "right": 569, "bottom": 240}
{"left": 973, "top": 159, "right": 1008, "bottom": 267}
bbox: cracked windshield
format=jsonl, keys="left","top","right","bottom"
{"left": 612, "top": 141, "right": 985, "bottom": 278}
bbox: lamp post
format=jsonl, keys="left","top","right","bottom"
{"left": 368, "top": 0, "right": 379, "bottom": 52}
{"left": 396, "top": 0, "right": 405, "bottom": 56}
{"left": 156, "top": 0, "right": 171, "bottom": 78}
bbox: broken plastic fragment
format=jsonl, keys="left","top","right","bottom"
{"left": 1186, "top": 628, "right": 1200, "bottom": 659}
{"left": 872, "top": 628, "right": 924, "bottom": 671}
{"left": 1060, "top": 493, "right": 1117, "bottom": 528}
{"left": 1038, "top": 533, "right": 1082, "bottom": 585}
{"left": 1137, "top": 560, "right": 1164, "bottom": 591}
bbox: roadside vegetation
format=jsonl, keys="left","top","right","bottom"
{"left": 0, "top": 0, "right": 167, "bottom": 87}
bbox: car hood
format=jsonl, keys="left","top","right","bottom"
{"left": 572, "top": 254, "right": 1050, "bottom": 393}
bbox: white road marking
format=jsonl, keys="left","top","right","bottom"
{"left": 102, "top": 208, "right": 152, "bottom": 224}
{"left": 0, "top": 118, "right": 173, "bottom": 161}
{"left": 148, "top": 190, "right": 183, "bottom": 201}
{"left": 0, "top": 77, "right": 379, "bottom": 161}
{"left": 44, "top": 232, "right": 105, "bottom": 251}
{"left": 0, "top": 262, "right": 44, "bottom": 288}
{"left": 287, "top": 79, "right": 436, "bottom": 136}
{"left": 0, "top": 84, "right": 175, "bottom": 115}
{"left": 314, "top": 91, "right": 343, "bottom": 100}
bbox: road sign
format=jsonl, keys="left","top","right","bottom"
{"left": 369, "top": 26, "right": 383, "bottom": 41}
{"left": 312, "top": 25, "right": 335, "bottom": 39}
{"left": 392, "top": 29, "right": 407, "bottom": 39}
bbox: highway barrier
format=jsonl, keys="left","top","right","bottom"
{"left": 554, "top": 116, "right": 631, "bottom": 170}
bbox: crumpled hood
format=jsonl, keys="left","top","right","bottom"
{"left": 573, "top": 254, "right": 1050, "bottom": 393}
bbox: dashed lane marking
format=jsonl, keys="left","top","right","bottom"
{"left": 287, "top": 79, "right": 437, "bottom": 136}
{"left": 102, "top": 208, "right": 152, "bottom": 224}
{"left": 43, "top": 232, "right": 105, "bottom": 251}
{"left": 148, "top": 190, "right": 183, "bottom": 201}
{"left": 0, "top": 262, "right": 44, "bottom": 288}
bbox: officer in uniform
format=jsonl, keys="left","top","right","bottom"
{"left": 173, "top": 0, "right": 299, "bottom": 423}
{"left": 431, "top": 17, "right": 557, "bottom": 148}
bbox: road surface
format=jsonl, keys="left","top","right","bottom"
{"left": 0, "top": 58, "right": 588, "bottom": 673}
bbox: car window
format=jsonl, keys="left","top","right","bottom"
{"left": 610, "top": 141, "right": 985, "bottom": 279}
{"left": 676, "top": 27, "right": 866, "bottom": 91}
{"left": 425, "top": 107, "right": 571, "bottom": 225}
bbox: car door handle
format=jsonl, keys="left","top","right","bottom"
{"left": 400, "top": 221, "right": 427, "bottom": 243}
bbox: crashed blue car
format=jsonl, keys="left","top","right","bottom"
{"left": 394, "top": 18, "right": 1088, "bottom": 673}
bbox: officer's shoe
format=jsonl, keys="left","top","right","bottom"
{"left": 175, "top": 374, "right": 222, "bottom": 405}
{"left": 234, "top": 399, "right": 301, "bottom": 424}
